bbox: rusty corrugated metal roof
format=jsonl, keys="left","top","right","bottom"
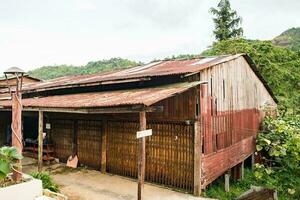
{"left": 0, "top": 81, "right": 202, "bottom": 109}
{"left": 3, "top": 54, "right": 241, "bottom": 93}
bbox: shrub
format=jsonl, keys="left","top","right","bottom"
{"left": 30, "top": 172, "right": 59, "bottom": 192}
{"left": 256, "top": 115, "right": 300, "bottom": 199}
{"left": 0, "top": 146, "right": 23, "bottom": 180}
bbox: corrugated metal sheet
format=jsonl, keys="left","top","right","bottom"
{"left": 1, "top": 54, "right": 240, "bottom": 93}
{"left": 0, "top": 81, "right": 202, "bottom": 109}
{"left": 0, "top": 54, "right": 277, "bottom": 103}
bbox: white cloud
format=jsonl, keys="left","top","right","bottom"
{"left": 73, "top": 0, "right": 97, "bottom": 11}
{"left": 0, "top": 0, "right": 299, "bottom": 74}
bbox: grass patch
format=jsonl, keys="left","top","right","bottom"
{"left": 203, "top": 169, "right": 255, "bottom": 200}
{"left": 30, "top": 172, "right": 59, "bottom": 192}
{"left": 203, "top": 168, "right": 299, "bottom": 200}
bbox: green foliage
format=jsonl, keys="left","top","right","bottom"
{"left": 28, "top": 58, "right": 141, "bottom": 80}
{"left": 255, "top": 115, "right": 300, "bottom": 199}
{"left": 203, "top": 39, "right": 300, "bottom": 114}
{"left": 0, "top": 147, "right": 23, "bottom": 180}
{"left": 30, "top": 172, "right": 59, "bottom": 192}
{"left": 210, "top": 0, "right": 243, "bottom": 41}
{"left": 204, "top": 169, "right": 258, "bottom": 200}
{"left": 273, "top": 27, "right": 300, "bottom": 51}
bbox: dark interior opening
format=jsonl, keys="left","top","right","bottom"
{"left": 23, "top": 113, "right": 38, "bottom": 140}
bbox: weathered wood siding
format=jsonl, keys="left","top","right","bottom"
{"left": 77, "top": 120, "right": 102, "bottom": 169}
{"left": 198, "top": 57, "right": 276, "bottom": 187}
{"left": 202, "top": 136, "right": 255, "bottom": 187}
{"left": 0, "top": 76, "right": 39, "bottom": 87}
{"left": 200, "top": 57, "right": 276, "bottom": 111}
{"left": 107, "top": 120, "right": 194, "bottom": 191}
{"left": 148, "top": 88, "right": 197, "bottom": 121}
{"left": 50, "top": 119, "right": 73, "bottom": 161}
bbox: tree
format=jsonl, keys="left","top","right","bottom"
{"left": 210, "top": 0, "right": 243, "bottom": 41}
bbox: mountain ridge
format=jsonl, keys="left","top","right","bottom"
{"left": 272, "top": 27, "right": 300, "bottom": 51}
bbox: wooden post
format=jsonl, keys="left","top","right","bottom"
{"left": 38, "top": 110, "right": 44, "bottom": 172}
{"left": 11, "top": 93, "right": 22, "bottom": 181}
{"left": 241, "top": 161, "right": 244, "bottom": 180}
{"left": 194, "top": 121, "right": 202, "bottom": 196}
{"left": 138, "top": 111, "right": 146, "bottom": 200}
{"left": 101, "top": 118, "right": 107, "bottom": 173}
{"left": 251, "top": 153, "right": 255, "bottom": 171}
{"left": 225, "top": 171, "right": 230, "bottom": 192}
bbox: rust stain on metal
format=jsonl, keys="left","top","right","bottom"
{"left": 0, "top": 82, "right": 201, "bottom": 109}
{"left": 0, "top": 54, "right": 242, "bottom": 94}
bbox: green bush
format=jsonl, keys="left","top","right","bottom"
{"left": 255, "top": 115, "right": 300, "bottom": 199}
{"left": 0, "top": 146, "right": 23, "bottom": 180}
{"left": 30, "top": 172, "right": 59, "bottom": 192}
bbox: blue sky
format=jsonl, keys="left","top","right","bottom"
{"left": 0, "top": 0, "right": 299, "bottom": 73}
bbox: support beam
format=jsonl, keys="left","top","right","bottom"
{"left": 138, "top": 111, "right": 146, "bottom": 200}
{"left": 193, "top": 121, "right": 202, "bottom": 196}
{"left": 232, "top": 163, "right": 242, "bottom": 181}
{"left": 11, "top": 93, "right": 22, "bottom": 181}
{"left": 251, "top": 153, "right": 255, "bottom": 171}
{"left": 241, "top": 161, "right": 245, "bottom": 180}
{"left": 225, "top": 172, "right": 230, "bottom": 192}
{"left": 101, "top": 118, "right": 107, "bottom": 173}
{"left": 2, "top": 105, "right": 164, "bottom": 114}
{"left": 38, "top": 110, "right": 44, "bottom": 172}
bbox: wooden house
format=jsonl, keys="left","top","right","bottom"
{"left": 0, "top": 54, "right": 277, "bottom": 195}
{"left": 0, "top": 74, "right": 41, "bottom": 100}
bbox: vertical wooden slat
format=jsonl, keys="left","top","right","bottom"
{"left": 38, "top": 110, "right": 43, "bottom": 172}
{"left": 101, "top": 118, "right": 107, "bottom": 173}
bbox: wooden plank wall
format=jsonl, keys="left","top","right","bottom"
{"left": 201, "top": 136, "right": 255, "bottom": 188}
{"left": 50, "top": 119, "right": 73, "bottom": 161}
{"left": 77, "top": 120, "right": 102, "bottom": 169}
{"left": 107, "top": 120, "right": 194, "bottom": 191}
{"left": 197, "top": 57, "right": 275, "bottom": 187}
{"left": 199, "top": 57, "right": 276, "bottom": 112}
{"left": 148, "top": 88, "right": 197, "bottom": 121}
{"left": 201, "top": 108, "right": 260, "bottom": 154}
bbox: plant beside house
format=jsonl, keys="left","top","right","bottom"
{"left": 0, "top": 146, "right": 44, "bottom": 199}
{"left": 0, "top": 146, "right": 23, "bottom": 187}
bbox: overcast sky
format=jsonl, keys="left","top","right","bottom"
{"left": 0, "top": 0, "right": 299, "bottom": 73}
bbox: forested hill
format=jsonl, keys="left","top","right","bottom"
{"left": 272, "top": 27, "right": 300, "bottom": 51}
{"left": 28, "top": 58, "right": 141, "bottom": 80}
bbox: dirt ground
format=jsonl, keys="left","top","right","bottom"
{"left": 22, "top": 157, "right": 213, "bottom": 200}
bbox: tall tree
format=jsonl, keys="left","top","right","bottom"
{"left": 210, "top": 0, "right": 243, "bottom": 41}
